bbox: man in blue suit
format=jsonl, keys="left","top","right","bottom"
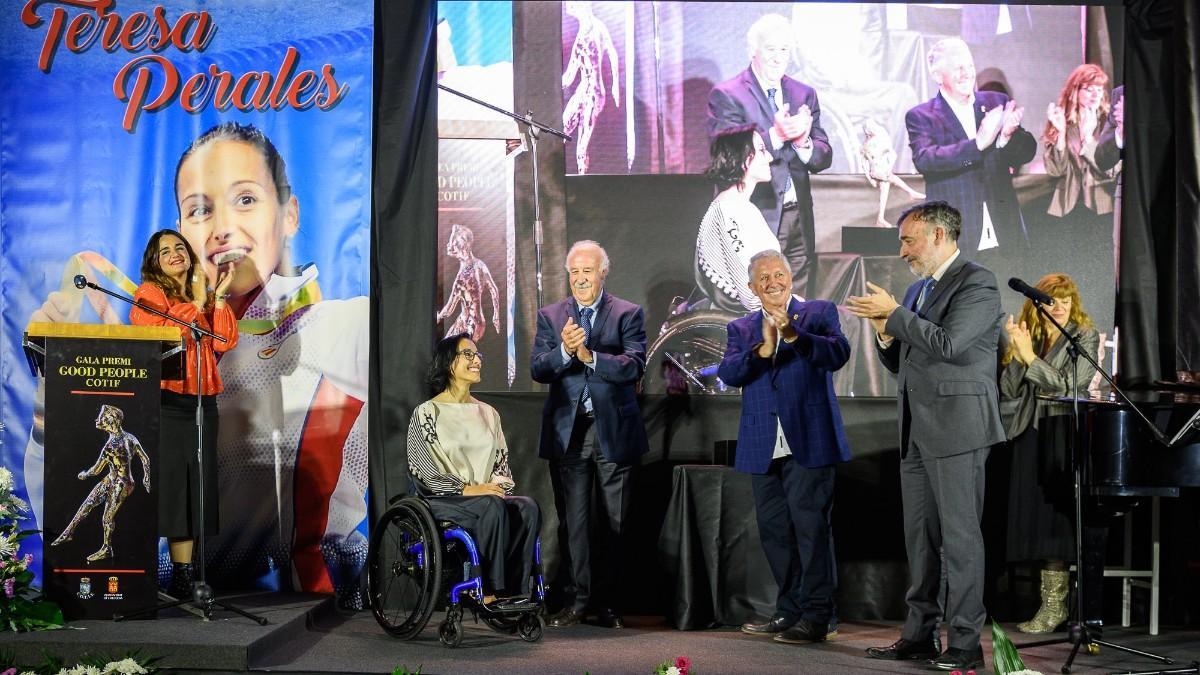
{"left": 906, "top": 38, "right": 1036, "bottom": 259}
{"left": 531, "top": 240, "right": 648, "bottom": 629}
{"left": 717, "top": 249, "right": 850, "bottom": 644}
{"left": 707, "top": 13, "right": 832, "bottom": 298}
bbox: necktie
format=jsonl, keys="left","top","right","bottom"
{"left": 765, "top": 87, "right": 795, "bottom": 198}
{"left": 579, "top": 306, "right": 593, "bottom": 410}
{"left": 916, "top": 277, "right": 937, "bottom": 311}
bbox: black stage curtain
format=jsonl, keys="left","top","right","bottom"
{"left": 367, "top": 0, "right": 1200, "bottom": 621}
{"left": 369, "top": 0, "right": 438, "bottom": 520}
{"left": 1118, "top": 0, "right": 1200, "bottom": 384}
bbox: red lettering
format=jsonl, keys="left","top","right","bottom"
{"left": 268, "top": 47, "right": 300, "bottom": 107}
{"left": 173, "top": 11, "right": 215, "bottom": 52}
{"left": 229, "top": 71, "right": 260, "bottom": 111}
{"left": 286, "top": 71, "right": 318, "bottom": 109}
{"left": 248, "top": 72, "right": 275, "bottom": 111}
{"left": 148, "top": 6, "right": 172, "bottom": 51}
{"left": 179, "top": 72, "right": 210, "bottom": 112}
{"left": 315, "top": 64, "right": 348, "bottom": 110}
{"left": 65, "top": 10, "right": 103, "bottom": 52}
{"left": 118, "top": 12, "right": 149, "bottom": 52}
{"left": 208, "top": 65, "right": 236, "bottom": 111}
{"left": 113, "top": 54, "right": 179, "bottom": 133}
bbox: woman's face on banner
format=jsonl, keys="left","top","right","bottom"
{"left": 176, "top": 140, "right": 299, "bottom": 297}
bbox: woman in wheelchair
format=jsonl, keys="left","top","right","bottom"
{"left": 695, "top": 123, "right": 782, "bottom": 313}
{"left": 407, "top": 332, "right": 542, "bottom": 605}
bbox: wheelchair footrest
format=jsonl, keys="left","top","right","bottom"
{"left": 481, "top": 598, "right": 539, "bottom": 614}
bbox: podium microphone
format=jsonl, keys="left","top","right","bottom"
{"left": 1008, "top": 277, "right": 1055, "bottom": 306}
{"left": 74, "top": 274, "right": 88, "bottom": 289}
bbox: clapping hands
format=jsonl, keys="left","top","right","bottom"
{"left": 1005, "top": 314, "right": 1036, "bottom": 366}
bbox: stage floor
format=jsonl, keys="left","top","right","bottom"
{"left": 3, "top": 594, "right": 1198, "bottom": 674}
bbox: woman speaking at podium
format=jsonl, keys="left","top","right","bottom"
{"left": 129, "top": 230, "right": 238, "bottom": 599}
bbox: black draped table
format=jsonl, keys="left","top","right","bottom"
{"left": 657, "top": 464, "right": 777, "bottom": 630}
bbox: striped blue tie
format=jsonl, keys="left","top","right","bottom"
{"left": 916, "top": 277, "right": 936, "bottom": 311}
{"left": 766, "top": 87, "right": 795, "bottom": 197}
{"left": 580, "top": 306, "right": 593, "bottom": 410}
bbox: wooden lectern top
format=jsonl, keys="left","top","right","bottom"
{"left": 25, "top": 322, "right": 181, "bottom": 343}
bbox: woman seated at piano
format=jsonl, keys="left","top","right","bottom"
{"left": 1000, "top": 272, "right": 1099, "bottom": 634}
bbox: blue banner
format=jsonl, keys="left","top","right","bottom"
{"left": 1, "top": 0, "right": 373, "bottom": 606}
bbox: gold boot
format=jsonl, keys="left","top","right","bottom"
{"left": 1017, "top": 568, "right": 1069, "bottom": 633}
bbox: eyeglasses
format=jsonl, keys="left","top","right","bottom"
{"left": 456, "top": 349, "right": 483, "bottom": 361}
{"left": 1078, "top": 84, "right": 1105, "bottom": 94}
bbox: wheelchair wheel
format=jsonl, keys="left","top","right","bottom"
{"left": 643, "top": 309, "right": 741, "bottom": 394}
{"left": 438, "top": 608, "right": 464, "bottom": 648}
{"left": 517, "top": 613, "right": 544, "bottom": 642}
{"left": 368, "top": 497, "right": 442, "bottom": 639}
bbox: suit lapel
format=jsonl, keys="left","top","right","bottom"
{"left": 934, "top": 92, "right": 970, "bottom": 143}
{"left": 742, "top": 68, "right": 774, "bottom": 124}
{"left": 588, "top": 293, "right": 613, "bottom": 348}
{"left": 922, "top": 255, "right": 968, "bottom": 314}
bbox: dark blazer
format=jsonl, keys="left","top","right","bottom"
{"left": 530, "top": 292, "right": 649, "bottom": 465}
{"left": 905, "top": 91, "right": 1037, "bottom": 255}
{"left": 1096, "top": 85, "right": 1124, "bottom": 173}
{"left": 717, "top": 298, "right": 851, "bottom": 474}
{"left": 706, "top": 67, "right": 832, "bottom": 234}
{"left": 878, "top": 254, "right": 1005, "bottom": 457}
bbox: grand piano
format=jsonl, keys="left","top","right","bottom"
{"left": 1056, "top": 389, "right": 1200, "bottom": 633}
{"left": 1081, "top": 389, "right": 1200, "bottom": 496}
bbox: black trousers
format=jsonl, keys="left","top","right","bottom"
{"left": 776, "top": 202, "right": 814, "bottom": 298}
{"left": 427, "top": 495, "right": 541, "bottom": 596}
{"left": 750, "top": 456, "right": 836, "bottom": 623}
{"left": 552, "top": 413, "right": 632, "bottom": 612}
{"left": 158, "top": 391, "right": 219, "bottom": 538}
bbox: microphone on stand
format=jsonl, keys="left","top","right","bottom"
{"left": 1008, "top": 277, "right": 1055, "bottom": 306}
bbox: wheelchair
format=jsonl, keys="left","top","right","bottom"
{"left": 367, "top": 493, "right": 546, "bottom": 647}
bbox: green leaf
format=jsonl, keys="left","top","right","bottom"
{"left": 991, "top": 621, "right": 1028, "bottom": 675}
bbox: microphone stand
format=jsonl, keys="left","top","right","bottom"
{"left": 437, "top": 83, "right": 571, "bottom": 309}
{"left": 74, "top": 277, "right": 267, "bottom": 624}
{"left": 1013, "top": 298, "right": 1173, "bottom": 673}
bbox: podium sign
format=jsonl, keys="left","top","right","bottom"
{"left": 26, "top": 323, "right": 179, "bottom": 620}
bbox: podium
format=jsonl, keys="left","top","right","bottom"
{"left": 24, "top": 322, "right": 182, "bottom": 620}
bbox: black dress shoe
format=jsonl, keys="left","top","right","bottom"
{"left": 546, "top": 608, "right": 584, "bottom": 627}
{"left": 593, "top": 607, "right": 624, "bottom": 629}
{"left": 927, "top": 647, "right": 985, "bottom": 671}
{"left": 866, "top": 637, "right": 941, "bottom": 661}
{"left": 773, "top": 618, "right": 828, "bottom": 644}
{"left": 741, "top": 615, "right": 796, "bottom": 636}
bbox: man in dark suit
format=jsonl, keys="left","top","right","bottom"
{"left": 847, "top": 201, "right": 1004, "bottom": 671}
{"left": 707, "top": 13, "right": 832, "bottom": 298}
{"left": 905, "top": 38, "right": 1036, "bottom": 260}
{"left": 718, "top": 249, "right": 850, "bottom": 644}
{"left": 531, "top": 240, "right": 648, "bottom": 629}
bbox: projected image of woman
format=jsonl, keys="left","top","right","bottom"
{"left": 174, "top": 122, "right": 369, "bottom": 609}
{"left": 1040, "top": 65, "right": 1118, "bottom": 330}
{"left": 1000, "top": 273, "right": 1099, "bottom": 634}
{"left": 695, "top": 125, "right": 782, "bottom": 312}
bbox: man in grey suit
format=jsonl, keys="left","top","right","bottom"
{"left": 847, "top": 201, "right": 1004, "bottom": 672}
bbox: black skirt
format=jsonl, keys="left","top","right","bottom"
{"left": 158, "top": 390, "right": 220, "bottom": 538}
{"left": 1005, "top": 414, "right": 1076, "bottom": 562}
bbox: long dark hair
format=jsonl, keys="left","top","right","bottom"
{"left": 704, "top": 124, "right": 759, "bottom": 191}
{"left": 139, "top": 230, "right": 204, "bottom": 302}
{"left": 427, "top": 332, "right": 471, "bottom": 396}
